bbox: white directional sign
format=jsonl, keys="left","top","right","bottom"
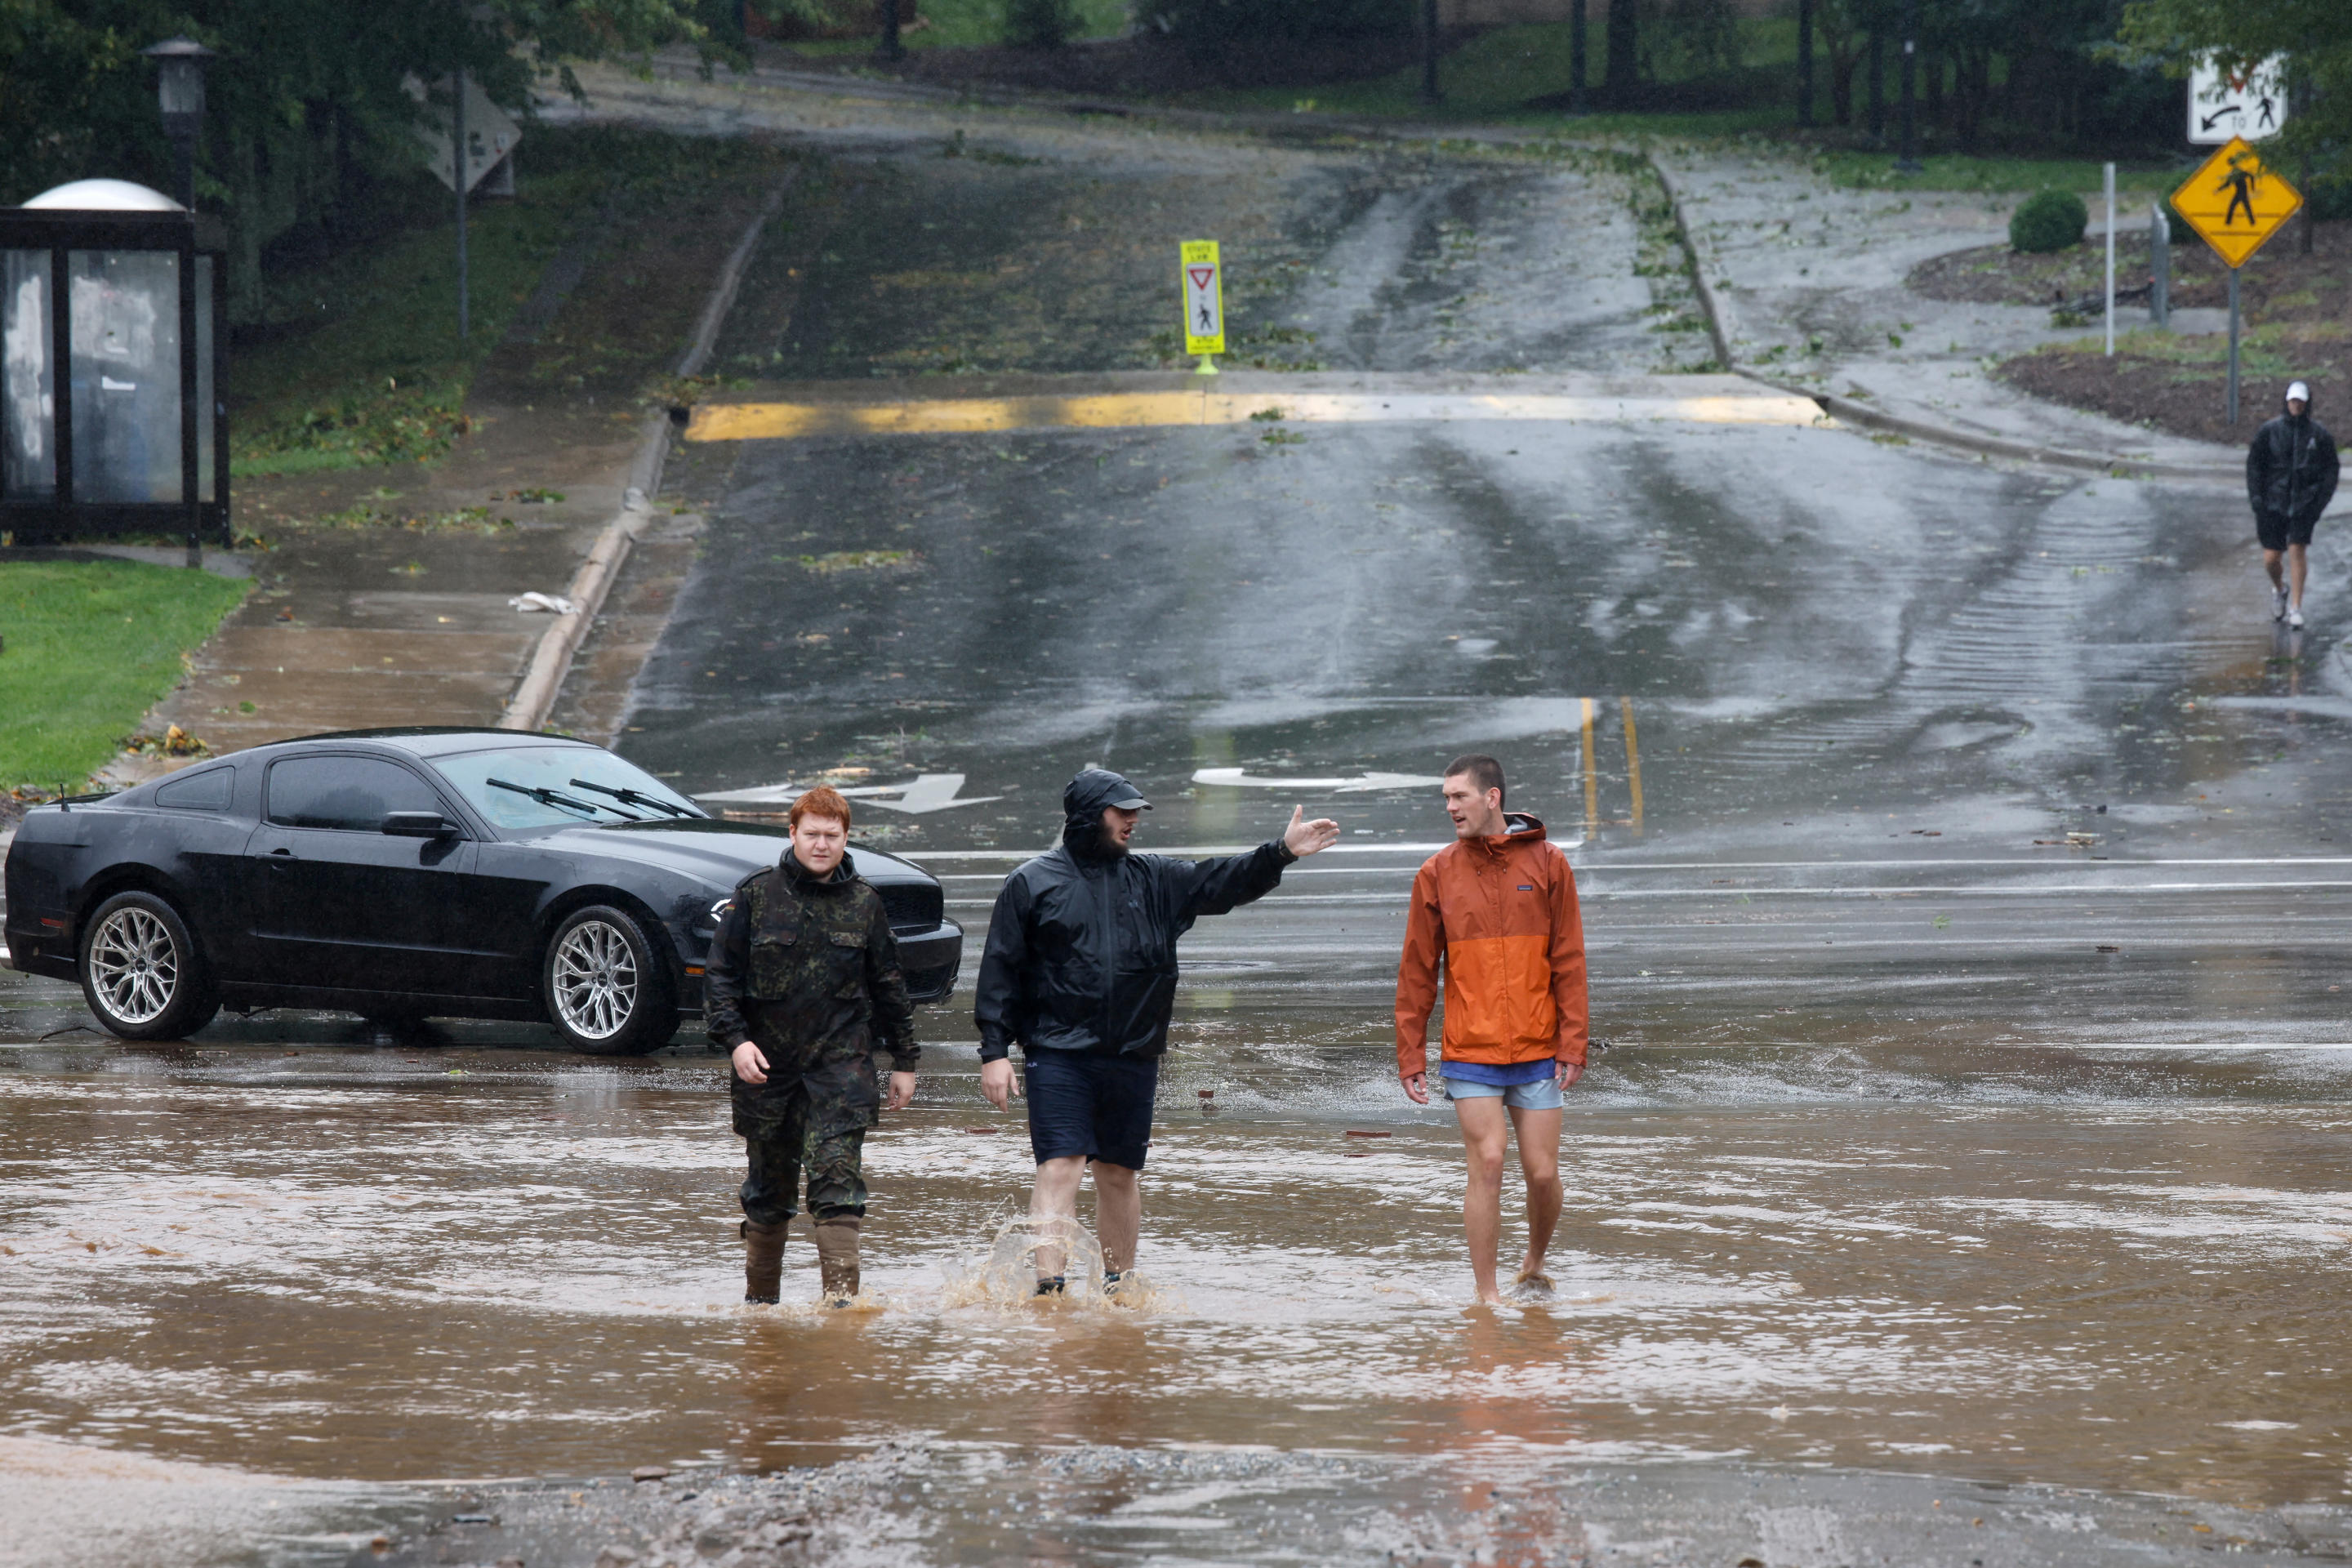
{"left": 1192, "top": 768, "right": 1443, "bottom": 792}
{"left": 2189, "top": 55, "right": 2287, "bottom": 145}
{"left": 697, "top": 773, "right": 1002, "bottom": 815}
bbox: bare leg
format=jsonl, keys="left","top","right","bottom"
{"left": 1091, "top": 1161, "right": 1141, "bottom": 1274}
{"left": 2290, "top": 542, "right": 2309, "bottom": 609}
{"left": 1031, "top": 1156, "right": 1086, "bottom": 1281}
{"left": 1508, "top": 1104, "right": 1563, "bottom": 1282}
{"left": 1454, "top": 1095, "right": 1511, "bottom": 1304}
{"left": 2265, "top": 547, "right": 2286, "bottom": 590}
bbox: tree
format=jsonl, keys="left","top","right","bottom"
{"left": 2118, "top": 0, "right": 2352, "bottom": 176}
{"left": 0, "top": 1, "right": 749, "bottom": 314}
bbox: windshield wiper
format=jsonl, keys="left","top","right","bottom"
{"left": 570, "top": 777, "right": 696, "bottom": 818}
{"left": 486, "top": 777, "right": 636, "bottom": 819}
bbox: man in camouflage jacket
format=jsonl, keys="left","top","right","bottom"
{"left": 705, "top": 786, "right": 917, "bottom": 1304}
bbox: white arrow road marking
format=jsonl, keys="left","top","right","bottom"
{"left": 1192, "top": 768, "right": 1445, "bottom": 792}
{"left": 697, "top": 773, "right": 1004, "bottom": 815}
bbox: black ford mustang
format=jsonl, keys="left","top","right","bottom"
{"left": 1, "top": 728, "right": 962, "bottom": 1054}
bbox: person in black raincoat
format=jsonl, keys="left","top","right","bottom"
{"left": 2248, "top": 379, "right": 2341, "bottom": 630}
{"left": 705, "top": 786, "right": 917, "bottom": 1306}
{"left": 974, "top": 768, "right": 1338, "bottom": 1294}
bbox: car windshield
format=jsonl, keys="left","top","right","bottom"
{"left": 428, "top": 746, "right": 705, "bottom": 831}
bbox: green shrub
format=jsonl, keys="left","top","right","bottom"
{"left": 2010, "top": 188, "right": 2087, "bottom": 254}
{"left": 1003, "top": 0, "right": 1082, "bottom": 47}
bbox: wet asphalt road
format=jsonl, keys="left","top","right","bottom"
{"left": 7, "top": 104, "right": 2352, "bottom": 1567}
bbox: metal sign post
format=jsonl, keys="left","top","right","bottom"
{"left": 453, "top": 73, "right": 468, "bottom": 341}
{"left": 2226, "top": 269, "right": 2241, "bottom": 423}
{"left": 2103, "top": 162, "right": 2115, "bottom": 356}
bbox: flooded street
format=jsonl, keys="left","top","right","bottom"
{"left": 10, "top": 85, "right": 2352, "bottom": 1568}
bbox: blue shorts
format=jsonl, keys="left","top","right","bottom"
{"left": 1445, "top": 1074, "right": 1564, "bottom": 1111}
{"left": 1022, "top": 1050, "right": 1158, "bottom": 1170}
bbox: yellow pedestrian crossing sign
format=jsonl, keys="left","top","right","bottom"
{"left": 2172, "top": 136, "right": 2302, "bottom": 270}
{"left": 1181, "top": 240, "right": 1224, "bottom": 358}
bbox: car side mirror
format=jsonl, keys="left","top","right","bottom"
{"left": 383, "top": 812, "right": 459, "bottom": 839}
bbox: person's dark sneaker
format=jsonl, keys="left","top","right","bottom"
{"left": 1102, "top": 1270, "right": 1124, "bottom": 1297}
{"left": 1033, "top": 1276, "right": 1066, "bottom": 1297}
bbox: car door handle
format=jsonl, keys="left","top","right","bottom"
{"left": 267, "top": 848, "right": 295, "bottom": 859}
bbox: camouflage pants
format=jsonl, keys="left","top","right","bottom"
{"left": 741, "top": 1116, "right": 868, "bottom": 1225}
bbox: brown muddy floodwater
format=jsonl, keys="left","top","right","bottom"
{"left": 2, "top": 1012, "right": 2348, "bottom": 1526}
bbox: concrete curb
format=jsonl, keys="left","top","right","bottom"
{"left": 495, "top": 176, "right": 793, "bottom": 734}
{"left": 1642, "top": 153, "right": 2240, "bottom": 483}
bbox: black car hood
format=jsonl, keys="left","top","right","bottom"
{"left": 522, "top": 817, "right": 930, "bottom": 890}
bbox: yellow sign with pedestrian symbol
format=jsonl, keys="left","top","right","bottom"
{"left": 1180, "top": 240, "right": 1224, "bottom": 360}
{"left": 2171, "top": 136, "right": 2302, "bottom": 269}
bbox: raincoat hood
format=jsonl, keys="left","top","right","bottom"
{"left": 1061, "top": 768, "right": 1151, "bottom": 857}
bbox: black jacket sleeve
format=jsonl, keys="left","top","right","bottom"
{"left": 2314, "top": 428, "right": 2341, "bottom": 521}
{"left": 865, "top": 894, "right": 920, "bottom": 1071}
{"left": 2249, "top": 425, "right": 2274, "bottom": 515}
{"left": 1170, "top": 840, "right": 1294, "bottom": 920}
{"left": 972, "top": 868, "right": 1035, "bottom": 1063}
{"left": 703, "top": 895, "right": 755, "bottom": 1051}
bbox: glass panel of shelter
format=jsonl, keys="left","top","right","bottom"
{"left": 2, "top": 250, "right": 53, "bottom": 501}
{"left": 67, "top": 248, "right": 182, "bottom": 504}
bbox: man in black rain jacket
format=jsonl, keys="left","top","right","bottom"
{"left": 2248, "top": 379, "right": 2341, "bottom": 630}
{"left": 975, "top": 768, "right": 1338, "bottom": 1294}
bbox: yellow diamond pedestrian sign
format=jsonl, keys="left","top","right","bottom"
{"left": 2172, "top": 136, "right": 2302, "bottom": 269}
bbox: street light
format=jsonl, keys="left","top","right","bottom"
{"left": 1894, "top": 0, "right": 1921, "bottom": 173}
{"left": 142, "top": 38, "right": 215, "bottom": 212}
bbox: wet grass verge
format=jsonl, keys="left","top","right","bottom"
{"left": 0, "top": 560, "right": 251, "bottom": 791}
{"left": 230, "top": 128, "right": 802, "bottom": 479}
{"left": 1989, "top": 219, "right": 2348, "bottom": 447}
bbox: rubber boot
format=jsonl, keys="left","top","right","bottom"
{"left": 741, "top": 1218, "right": 788, "bottom": 1304}
{"left": 813, "top": 1215, "right": 861, "bottom": 1305}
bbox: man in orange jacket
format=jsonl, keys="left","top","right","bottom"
{"left": 1396, "top": 754, "right": 1589, "bottom": 1305}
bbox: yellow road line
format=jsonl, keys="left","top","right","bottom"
{"left": 1620, "top": 696, "right": 1644, "bottom": 836}
{"left": 684, "top": 389, "right": 1827, "bottom": 443}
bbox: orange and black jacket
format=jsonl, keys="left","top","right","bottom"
{"left": 1394, "top": 813, "right": 1588, "bottom": 1080}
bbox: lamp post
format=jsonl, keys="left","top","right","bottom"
{"left": 142, "top": 38, "right": 215, "bottom": 212}
{"left": 1894, "top": 0, "right": 1921, "bottom": 172}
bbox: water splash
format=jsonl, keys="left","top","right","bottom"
{"left": 942, "top": 1214, "right": 1111, "bottom": 1312}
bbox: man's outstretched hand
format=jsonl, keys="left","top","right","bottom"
{"left": 1284, "top": 805, "right": 1341, "bottom": 859}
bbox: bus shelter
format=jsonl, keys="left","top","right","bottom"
{"left": 1, "top": 179, "right": 228, "bottom": 555}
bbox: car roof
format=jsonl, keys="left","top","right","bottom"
{"left": 284, "top": 728, "right": 602, "bottom": 760}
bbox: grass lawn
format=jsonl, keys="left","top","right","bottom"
{"left": 1811, "top": 149, "right": 2187, "bottom": 198}
{"left": 782, "top": 0, "right": 1128, "bottom": 52}
{"left": 0, "top": 561, "right": 250, "bottom": 792}
{"left": 230, "top": 127, "right": 796, "bottom": 479}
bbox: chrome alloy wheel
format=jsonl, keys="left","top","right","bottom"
{"left": 87, "top": 906, "right": 180, "bottom": 1025}
{"left": 551, "top": 919, "right": 639, "bottom": 1040}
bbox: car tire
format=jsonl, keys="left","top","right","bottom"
{"left": 78, "top": 890, "right": 221, "bottom": 1041}
{"left": 542, "top": 904, "right": 677, "bottom": 1056}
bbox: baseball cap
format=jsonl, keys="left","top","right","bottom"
{"left": 2287, "top": 381, "right": 2311, "bottom": 403}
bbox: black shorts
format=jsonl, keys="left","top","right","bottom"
{"left": 1022, "top": 1049, "right": 1158, "bottom": 1170}
{"left": 2257, "top": 510, "right": 2317, "bottom": 550}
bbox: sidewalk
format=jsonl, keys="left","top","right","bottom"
{"left": 96, "top": 407, "right": 648, "bottom": 788}
{"left": 1647, "top": 145, "right": 2246, "bottom": 479}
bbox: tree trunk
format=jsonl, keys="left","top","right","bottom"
{"left": 1604, "top": 0, "right": 1639, "bottom": 107}
{"left": 1867, "top": 29, "right": 1884, "bottom": 141}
